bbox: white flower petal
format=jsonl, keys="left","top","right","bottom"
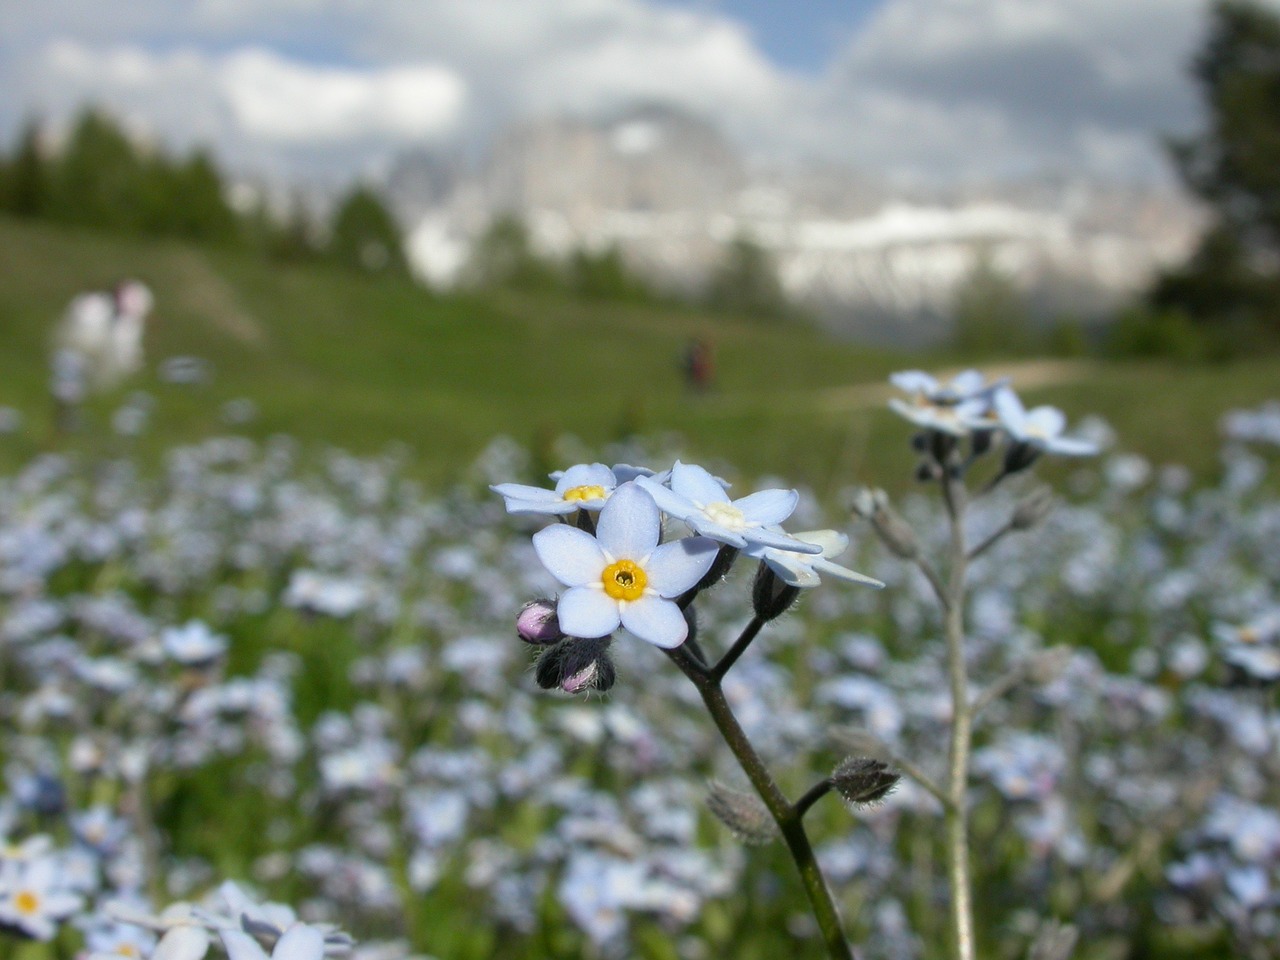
{"left": 533, "top": 526, "right": 606, "bottom": 586}
{"left": 732, "top": 488, "right": 799, "bottom": 527}
{"left": 220, "top": 931, "right": 269, "bottom": 960}
{"left": 1024, "top": 406, "right": 1067, "bottom": 439}
{"left": 620, "top": 596, "right": 688, "bottom": 648}
{"left": 155, "top": 927, "right": 213, "bottom": 960}
{"left": 272, "top": 925, "right": 327, "bottom": 960}
{"left": 790, "top": 529, "right": 849, "bottom": 557}
{"left": 595, "top": 483, "right": 659, "bottom": 560}
{"left": 669, "top": 461, "right": 730, "bottom": 507}
{"left": 1046, "top": 436, "right": 1098, "bottom": 457}
{"left": 688, "top": 517, "right": 748, "bottom": 548}
{"left": 558, "top": 587, "right": 621, "bottom": 638}
{"left": 993, "top": 387, "right": 1026, "bottom": 429}
{"left": 645, "top": 537, "right": 719, "bottom": 596}
{"left": 949, "top": 369, "right": 986, "bottom": 396}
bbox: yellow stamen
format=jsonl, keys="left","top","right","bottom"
{"left": 601, "top": 559, "right": 647, "bottom": 601}
{"left": 14, "top": 891, "right": 38, "bottom": 915}
{"left": 564, "top": 485, "right": 607, "bottom": 503}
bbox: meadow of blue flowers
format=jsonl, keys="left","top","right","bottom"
{"left": 0, "top": 378, "right": 1276, "bottom": 959}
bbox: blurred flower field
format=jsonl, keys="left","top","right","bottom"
{"left": 0, "top": 385, "right": 1278, "bottom": 959}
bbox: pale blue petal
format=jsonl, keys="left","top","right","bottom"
{"left": 813, "top": 558, "right": 885, "bottom": 588}
{"left": 669, "top": 461, "right": 730, "bottom": 507}
{"left": 743, "top": 526, "right": 823, "bottom": 554}
{"left": 949, "top": 369, "right": 986, "bottom": 397}
{"left": 763, "top": 553, "right": 821, "bottom": 588}
{"left": 272, "top": 927, "right": 327, "bottom": 960}
{"left": 558, "top": 587, "right": 620, "bottom": 638}
{"left": 620, "top": 596, "right": 688, "bottom": 648}
{"left": 154, "top": 928, "right": 212, "bottom": 960}
{"left": 890, "top": 370, "right": 937, "bottom": 394}
{"left": 553, "top": 463, "right": 616, "bottom": 495}
{"left": 1046, "top": 436, "right": 1098, "bottom": 457}
{"left": 993, "top": 387, "right": 1027, "bottom": 430}
{"left": 646, "top": 537, "right": 719, "bottom": 596}
{"left": 687, "top": 517, "right": 748, "bottom": 548}
{"left": 635, "top": 475, "right": 698, "bottom": 521}
{"left": 596, "top": 482, "right": 660, "bottom": 559}
{"left": 1025, "top": 406, "right": 1066, "bottom": 439}
{"left": 220, "top": 932, "right": 269, "bottom": 960}
{"left": 533, "top": 526, "right": 606, "bottom": 586}
{"left": 732, "top": 488, "right": 799, "bottom": 526}
{"left": 490, "top": 484, "right": 579, "bottom": 516}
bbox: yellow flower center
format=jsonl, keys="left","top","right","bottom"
{"left": 564, "top": 485, "right": 607, "bottom": 503}
{"left": 601, "top": 559, "right": 647, "bottom": 601}
{"left": 14, "top": 891, "right": 38, "bottom": 915}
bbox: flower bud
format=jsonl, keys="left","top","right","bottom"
{"left": 534, "top": 636, "right": 615, "bottom": 694}
{"left": 752, "top": 562, "right": 800, "bottom": 621}
{"left": 705, "top": 780, "right": 779, "bottom": 845}
{"left": 1002, "top": 441, "right": 1041, "bottom": 475}
{"left": 516, "top": 599, "right": 564, "bottom": 645}
{"left": 872, "top": 506, "right": 919, "bottom": 560}
{"left": 692, "top": 544, "right": 739, "bottom": 594}
{"left": 831, "top": 757, "right": 899, "bottom": 807}
{"left": 1011, "top": 486, "right": 1056, "bottom": 531}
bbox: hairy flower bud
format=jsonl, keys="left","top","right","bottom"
{"left": 516, "top": 599, "right": 564, "bottom": 645}
{"left": 705, "top": 780, "right": 779, "bottom": 845}
{"left": 831, "top": 757, "right": 899, "bottom": 807}
{"left": 1011, "top": 486, "right": 1056, "bottom": 531}
{"left": 752, "top": 562, "right": 800, "bottom": 621}
{"left": 534, "top": 636, "right": 615, "bottom": 694}
{"left": 851, "top": 489, "right": 919, "bottom": 560}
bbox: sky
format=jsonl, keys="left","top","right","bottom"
{"left": 0, "top": 0, "right": 1260, "bottom": 186}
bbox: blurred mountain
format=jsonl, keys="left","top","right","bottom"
{"left": 385, "top": 102, "right": 1203, "bottom": 341}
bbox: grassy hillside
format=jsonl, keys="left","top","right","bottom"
{"left": 1, "top": 216, "right": 1279, "bottom": 493}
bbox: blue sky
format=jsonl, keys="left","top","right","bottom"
{"left": 0, "top": 0, "right": 1242, "bottom": 184}
{"left": 663, "top": 0, "right": 884, "bottom": 71}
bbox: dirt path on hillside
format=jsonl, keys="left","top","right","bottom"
{"left": 814, "top": 358, "right": 1096, "bottom": 414}
{"left": 169, "top": 251, "right": 267, "bottom": 347}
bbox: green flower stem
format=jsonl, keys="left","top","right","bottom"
{"left": 711, "top": 614, "right": 767, "bottom": 681}
{"left": 666, "top": 644, "right": 854, "bottom": 960}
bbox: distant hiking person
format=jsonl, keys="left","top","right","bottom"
{"left": 52, "top": 280, "right": 153, "bottom": 432}
{"left": 683, "top": 337, "right": 715, "bottom": 393}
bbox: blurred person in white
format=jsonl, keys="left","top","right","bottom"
{"left": 51, "top": 280, "right": 153, "bottom": 432}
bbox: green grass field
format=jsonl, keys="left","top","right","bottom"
{"left": 2, "top": 215, "right": 1278, "bottom": 493}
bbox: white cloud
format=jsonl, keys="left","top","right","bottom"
{"left": 23, "top": 39, "right": 464, "bottom": 169}
{"left": 3, "top": 0, "right": 1274, "bottom": 183}
{"left": 220, "top": 50, "right": 464, "bottom": 143}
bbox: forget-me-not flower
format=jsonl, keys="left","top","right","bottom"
{"left": 532, "top": 483, "right": 718, "bottom": 648}
{"left": 636, "top": 462, "right": 821, "bottom": 554}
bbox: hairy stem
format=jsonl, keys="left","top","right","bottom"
{"left": 941, "top": 471, "right": 977, "bottom": 960}
{"left": 666, "top": 643, "right": 853, "bottom": 960}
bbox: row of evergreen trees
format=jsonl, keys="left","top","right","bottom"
{"left": 0, "top": 108, "right": 408, "bottom": 275}
{"left": 0, "top": 106, "right": 793, "bottom": 319}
